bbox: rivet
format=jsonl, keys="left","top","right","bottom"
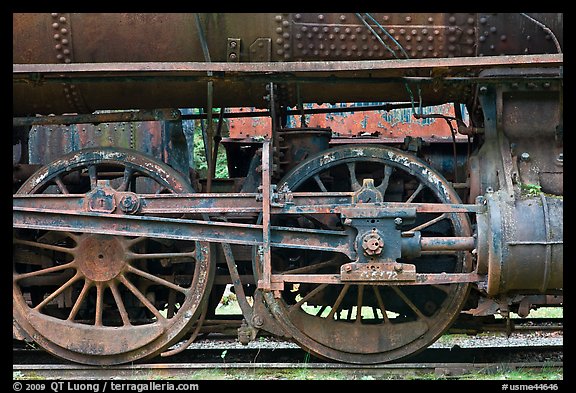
{"left": 417, "top": 45, "right": 423, "bottom": 51}
{"left": 479, "top": 36, "right": 486, "bottom": 43}
{"left": 323, "top": 26, "right": 329, "bottom": 33}
{"left": 416, "top": 36, "right": 422, "bottom": 42}
{"left": 400, "top": 28, "right": 406, "bottom": 34}
{"left": 301, "top": 25, "right": 307, "bottom": 32}
{"left": 297, "top": 42, "right": 303, "bottom": 49}
{"left": 427, "top": 36, "right": 434, "bottom": 42}
{"left": 467, "top": 17, "right": 475, "bottom": 25}
{"left": 329, "top": 34, "right": 334, "bottom": 40}
{"left": 383, "top": 15, "right": 389, "bottom": 22}
{"left": 51, "top": 13, "right": 58, "bottom": 17}
{"left": 350, "top": 34, "right": 356, "bottom": 40}
{"left": 449, "top": 36, "right": 457, "bottom": 43}
{"left": 52, "top": 22, "right": 59, "bottom": 29}
{"left": 283, "top": 43, "right": 290, "bottom": 49}
{"left": 351, "top": 45, "right": 357, "bottom": 51}
{"left": 361, "top": 34, "right": 367, "bottom": 40}
{"left": 500, "top": 34, "right": 507, "bottom": 41}
{"left": 308, "top": 43, "right": 314, "bottom": 49}
{"left": 428, "top": 17, "right": 434, "bottom": 23}
{"left": 411, "top": 29, "right": 417, "bottom": 35}
{"left": 428, "top": 45, "right": 434, "bottom": 51}
{"left": 406, "top": 45, "right": 412, "bottom": 50}
{"left": 283, "top": 32, "right": 290, "bottom": 38}
{"left": 341, "top": 44, "right": 347, "bottom": 50}
{"left": 394, "top": 35, "right": 400, "bottom": 41}
{"left": 449, "top": 45, "right": 456, "bottom": 52}
{"left": 340, "top": 15, "right": 346, "bottom": 21}
{"left": 490, "top": 44, "right": 495, "bottom": 50}
{"left": 276, "top": 38, "right": 283, "bottom": 44}
{"left": 277, "top": 49, "right": 284, "bottom": 55}
{"left": 53, "top": 34, "right": 60, "bottom": 40}
{"left": 466, "top": 48, "right": 474, "bottom": 55}
{"left": 389, "top": 28, "right": 395, "bottom": 34}
{"left": 276, "top": 27, "right": 283, "bottom": 33}
{"left": 411, "top": 50, "right": 417, "bottom": 57}
{"left": 56, "top": 53, "right": 63, "bottom": 60}
{"left": 345, "top": 27, "right": 351, "bottom": 34}
{"left": 318, "top": 33, "right": 324, "bottom": 39}
{"left": 313, "top": 26, "right": 319, "bottom": 32}
{"left": 60, "top": 28, "right": 68, "bottom": 35}
{"left": 356, "top": 27, "right": 362, "bottom": 33}
{"left": 422, "top": 28, "right": 428, "bottom": 35}
{"left": 405, "top": 16, "right": 412, "bottom": 22}
{"left": 55, "top": 44, "right": 62, "bottom": 50}
{"left": 64, "top": 58, "right": 71, "bottom": 64}
{"left": 334, "top": 27, "right": 340, "bottom": 33}
{"left": 313, "top": 49, "right": 319, "bottom": 55}
{"left": 480, "top": 16, "right": 487, "bottom": 24}
{"left": 61, "top": 39, "right": 69, "bottom": 45}
{"left": 466, "top": 38, "right": 474, "bottom": 44}
{"left": 467, "top": 28, "right": 474, "bottom": 35}
{"left": 59, "top": 16, "right": 66, "bottom": 23}
{"left": 434, "top": 29, "right": 440, "bottom": 35}
{"left": 63, "top": 49, "right": 70, "bottom": 55}
{"left": 282, "top": 20, "right": 289, "bottom": 27}
{"left": 490, "top": 26, "right": 497, "bottom": 33}
{"left": 340, "top": 34, "right": 346, "bottom": 40}
{"left": 406, "top": 35, "right": 412, "bottom": 41}
{"left": 275, "top": 15, "right": 282, "bottom": 22}
{"left": 295, "top": 14, "right": 301, "bottom": 20}
{"left": 448, "top": 16, "right": 456, "bottom": 24}
{"left": 329, "top": 44, "right": 336, "bottom": 50}
{"left": 318, "top": 14, "right": 324, "bottom": 20}
{"left": 302, "top": 49, "right": 308, "bottom": 55}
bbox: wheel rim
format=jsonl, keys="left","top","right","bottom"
{"left": 13, "top": 147, "right": 213, "bottom": 365}
{"left": 258, "top": 145, "right": 472, "bottom": 364}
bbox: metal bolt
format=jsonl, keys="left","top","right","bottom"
{"left": 520, "top": 152, "right": 530, "bottom": 162}
{"left": 479, "top": 86, "right": 488, "bottom": 94}
{"left": 394, "top": 217, "right": 403, "bottom": 226}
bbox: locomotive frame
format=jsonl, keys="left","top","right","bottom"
{"left": 13, "top": 13, "right": 563, "bottom": 366}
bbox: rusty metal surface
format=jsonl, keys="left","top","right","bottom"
{"left": 13, "top": 147, "right": 214, "bottom": 365}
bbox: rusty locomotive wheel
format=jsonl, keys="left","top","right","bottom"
{"left": 13, "top": 147, "right": 214, "bottom": 365}
{"left": 257, "top": 145, "right": 472, "bottom": 364}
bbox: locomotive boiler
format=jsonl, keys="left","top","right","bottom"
{"left": 12, "top": 13, "right": 563, "bottom": 365}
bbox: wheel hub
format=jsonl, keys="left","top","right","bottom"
{"left": 75, "top": 235, "right": 126, "bottom": 282}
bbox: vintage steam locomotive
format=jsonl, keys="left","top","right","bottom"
{"left": 13, "top": 13, "right": 563, "bottom": 366}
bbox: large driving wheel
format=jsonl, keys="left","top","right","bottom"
{"left": 13, "top": 147, "right": 214, "bottom": 365}
{"left": 257, "top": 145, "right": 472, "bottom": 364}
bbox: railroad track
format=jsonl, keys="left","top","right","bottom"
{"left": 13, "top": 342, "right": 563, "bottom": 380}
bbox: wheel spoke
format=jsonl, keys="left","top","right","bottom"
{"left": 405, "top": 182, "right": 425, "bottom": 203}
{"left": 346, "top": 162, "right": 361, "bottom": 191}
{"left": 53, "top": 175, "right": 69, "bottom": 194}
{"left": 408, "top": 213, "right": 448, "bottom": 232}
{"left": 289, "top": 283, "right": 329, "bottom": 313}
{"left": 376, "top": 165, "right": 393, "bottom": 195}
{"left": 94, "top": 282, "right": 104, "bottom": 326}
{"left": 13, "top": 238, "right": 76, "bottom": 255}
{"left": 109, "top": 281, "right": 132, "bottom": 326}
{"left": 372, "top": 285, "right": 390, "bottom": 323}
{"left": 355, "top": 285, "right": 364, "bottom": 324}
{"left": 33, "top": 271, "right": 82, "bottom": 311}
{"left": 125, "top": 264, "right": 189, "bottom": 294}
{"left": 88, "top": 165, "right": 98, "bottom": 189}
{"left": 118, "top": 273, "right": 166, "bottom": 321}
{"left": 117, "top": 167, "right": 135, "bottom": 191}
{"left": 14, "top": 261, "right": 76, "bottom": 281}
{"left": 391, "top": 286, "right": 427, "bottom": 320}
{"left": 326, "top": 284, "right": 351, "bottom": 320}
{"left": 313, "top": 175, "right": 328, "bottom": 192}
{"left": 67, "top": 279, "right": 91, "bottom": 321}
{"left": 126, "top": 251, "right": 195, "bottom": 261}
